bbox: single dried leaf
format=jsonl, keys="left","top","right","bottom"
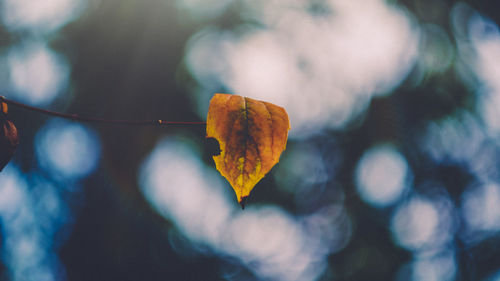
{"left": 206, "top": 93, "right": 290, "bottom": 208}
{"left": 0, "top": 102, "right": 19, "bottom": 171}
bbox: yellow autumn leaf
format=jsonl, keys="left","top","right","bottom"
{"left": 206, "top": 93, "right": 290, "bottom": 208}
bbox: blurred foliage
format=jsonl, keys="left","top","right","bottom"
{"left": 1, "top": 0, "right": 500, "bottom": 281}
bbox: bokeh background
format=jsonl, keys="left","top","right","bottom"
{"left": 1, "top": 0, "right": 500, "bottom": 280}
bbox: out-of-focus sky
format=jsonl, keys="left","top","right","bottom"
{"left": 1, "top": 0, "right": 500, "bottom": 280}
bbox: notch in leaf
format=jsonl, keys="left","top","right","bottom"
{"left": 0, "top": 100, "right": 19, "bottom": 172}
{"left": 206, "top": 93, "right": 290, "bottom": 207}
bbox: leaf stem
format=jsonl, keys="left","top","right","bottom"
{"left": 0, "top": 96, "right": 206, "bottom": 126}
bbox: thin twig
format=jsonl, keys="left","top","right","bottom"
{"left": 0, "top": 96, "right": 206, "bottom": 126}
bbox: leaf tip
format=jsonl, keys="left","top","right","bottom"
{"left": 240, "top": 196, "right": 248, "bottom": 210}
